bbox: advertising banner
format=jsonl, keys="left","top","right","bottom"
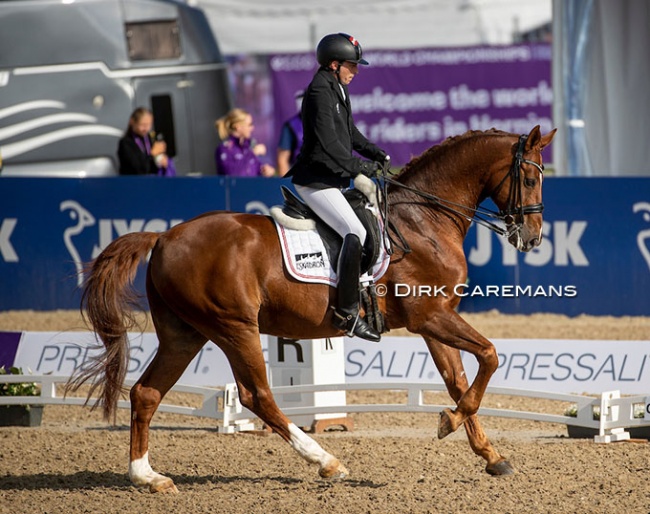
{"left": 0, "top": 177, "right": 283, "bottom": 310}
{"left": 345, "top": 337, "right": 650, "bottom": 395}
{"left": 0, "top": 176, "right": 648, "bottom": 314}
{"left": 270, "top": 44, "right": 552, "bottom": 167}
{"left": 7, "top": 331, "right": 650, "bottom": 395}
{"left": 461, "top": 178, "right": 650, "bottom": 315}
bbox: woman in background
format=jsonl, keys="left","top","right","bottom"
{"left": 118, "top": 107, "right": 175, "bottom": 176}
{"left": 215, "top": 108, "right": 275, "bottom": 177}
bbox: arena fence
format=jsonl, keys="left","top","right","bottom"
{"left": 1, "top": 374, "right": 648, "bottom": 443}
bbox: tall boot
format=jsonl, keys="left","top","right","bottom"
{"left": 332, "top": 234, "right": 381, "bottom": 342}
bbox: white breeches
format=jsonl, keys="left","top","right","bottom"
{"left": 294, "top": 185, "right": 367, "bottom": 243}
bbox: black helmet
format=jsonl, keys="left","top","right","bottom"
{"left": 316, "top": 33, "right": 369, "bottom": 67}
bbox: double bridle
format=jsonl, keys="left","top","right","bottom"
{"left": 378, "top": 134, "right": 545, "bottom": 253}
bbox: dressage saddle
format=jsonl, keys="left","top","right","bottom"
{"left": 279, "top": 186, "right": 382, "bottom": 274}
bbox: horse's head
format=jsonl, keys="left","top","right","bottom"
{"left": 487, "top": 125, "right": 556, "bottom": 252}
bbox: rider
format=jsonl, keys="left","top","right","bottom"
{"left": 287, "top": 33, "right": 389, "bottom": 342}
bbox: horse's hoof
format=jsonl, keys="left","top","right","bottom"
{"left": 438, "top": 408, "right": 460, "bottom": 439}
{"left": 319, "top": 459, "right": 349, "bottom": 480}
{"left": 486, "top": 459, "right": 515, "bottom": 476}
{"left": 149, "top": 477, "right": 179, "bottom": 494}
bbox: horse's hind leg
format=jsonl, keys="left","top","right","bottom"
{"left": 214, "top": 325, "right": 348, "bottom": 479}
{"left": 128, "top": 281, "right": 208, "bottom": 493}
{"left": 425, "top": 341, "right": 514, "bottom": 476}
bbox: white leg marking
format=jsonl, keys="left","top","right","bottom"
{"left": 288, "top": 423, "right": 335, "bottom": 467}
{"left": 129, "top": 452, "right": 168, "bottom": 487}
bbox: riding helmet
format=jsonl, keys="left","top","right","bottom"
{"left": 316, "top": 33, "right": 369, "bottom": 66}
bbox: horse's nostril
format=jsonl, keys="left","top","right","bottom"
{"left": 530, "top": 237, "right": 540, "bottom": 247}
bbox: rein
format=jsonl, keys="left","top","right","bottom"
{"left": 377, "top": 134, "right": 545, "bottom": 253}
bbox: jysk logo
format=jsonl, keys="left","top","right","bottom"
{"left": 0, "top": 218, "right": 18, "bottom": 262}
{"left": 295, "top": 252, "right": 325, "bottom": 271}
{"left": 60, "top": 200, "right": 182, "bottom": 285}
{"left": 468, "top": 221, "right": 589, "bottom": 267}
{"left": 633, "top": 202, "right": 650, "bottom": 272}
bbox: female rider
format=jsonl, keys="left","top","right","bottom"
{"left": 287, "top": 33, "right": 389, "bottom": 342}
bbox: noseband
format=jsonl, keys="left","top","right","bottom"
{"left": 379, "top": 133, "right": 545, "bottom": 251}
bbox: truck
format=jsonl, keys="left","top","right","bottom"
{"left": 0, "top": 0, "right": 232, "bottom": 176}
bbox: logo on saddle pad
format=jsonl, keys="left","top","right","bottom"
{"left": 295, "top": 252, "right": 325, "bottom": 271}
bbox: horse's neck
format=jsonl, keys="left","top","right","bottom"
{"left": 391, "top": 139, "right": 497, "bottom": 234}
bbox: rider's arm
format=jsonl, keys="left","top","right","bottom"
{"left": 307, "top": 81, "right": 369, "bottom": 178}
{"left": 351, "top": 124, "right": 384, "bottom": 163}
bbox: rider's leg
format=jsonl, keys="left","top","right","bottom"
{"left": 294, "top": 185, "right": 380, "bottom": 342}
{"left": 294, "top": 185, "right": 366, "bottom": 242}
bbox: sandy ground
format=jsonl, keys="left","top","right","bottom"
{"left": 0, "top": 310, "right": 649, "bottom": 513}
{"left": 2, "top": 309, "right": 649, "bottom": 339}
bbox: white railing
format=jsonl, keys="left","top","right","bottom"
{"left": 1, "top": 375, "right": 648, "bottom": 442}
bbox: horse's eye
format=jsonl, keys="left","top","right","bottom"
{"left": 524, "top": 178, "right": 536, "bottom": 188}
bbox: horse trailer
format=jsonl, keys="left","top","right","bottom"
{"left": 0, "top": 0, "right": 232, "bottom": 176}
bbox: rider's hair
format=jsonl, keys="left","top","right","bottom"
{"left": 215, "top": 108, "right": 250, "bottom": 140}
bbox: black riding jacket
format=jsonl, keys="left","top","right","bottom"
{"left": 288, "top": 67, "right": 383, "bottom": 189}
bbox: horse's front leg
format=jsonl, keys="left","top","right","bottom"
{"left": 424, "top": 339, "right": 514, "bottom": 476}
{"left": 414, "top": 310, "right": 499, "bottom": 439}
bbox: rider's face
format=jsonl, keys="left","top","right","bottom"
{"left": 337, "top": 61, "right": 359, "bottom": 85}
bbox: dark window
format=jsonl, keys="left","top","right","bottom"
{"left": 125, "top": 21, "right": 181, "bottom": 61}
{"left": 151, "top": 95, "right": 177, "bottom": 158}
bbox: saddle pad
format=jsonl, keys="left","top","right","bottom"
{"left": 274, "top": 221, "right": 390, "bottom": 286}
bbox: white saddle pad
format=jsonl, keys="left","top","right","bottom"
{"left": 274, "top": 221, "right": 390, "bottom": 286}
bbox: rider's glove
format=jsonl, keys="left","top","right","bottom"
{"left": 359, "top": 160, "right": 380, "bottom": 178}
{"left": 374, "top": 149, "right": 391, "bottom": 165}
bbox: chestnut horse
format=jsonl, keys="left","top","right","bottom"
{"left": 69, "top": 126, "right": 555, "bottom": 493}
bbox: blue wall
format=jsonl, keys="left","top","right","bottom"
{"left": 1, "top": 176, "right": 648, "bottom": 314}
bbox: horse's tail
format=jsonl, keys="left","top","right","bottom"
{"left": 65, "top": 231, "right": 161, "bottom": 422}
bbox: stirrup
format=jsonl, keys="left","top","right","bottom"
{"left": 332, "top": 308, "right": 381, "bottom": 342}
{"left": 332, "top": 309, "right": 356, "bottom": 334}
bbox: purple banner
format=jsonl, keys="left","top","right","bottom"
{"left": 0, "top": 331, "right": 22, "bottom": 368}
{"left": 270, "top": 44, "right": 552, "bottom": 166}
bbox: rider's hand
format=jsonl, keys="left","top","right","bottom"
{"left": 375, "top": 149, "right": 391, "bottom": 165}
{"left": 359, "top": 160, "right": 380, "bottom": 178}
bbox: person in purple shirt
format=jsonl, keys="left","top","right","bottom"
{"left": 276, "top": 90, "right": 305, "bottom": 177}
{"left": 214, "top": 108, "right": 275, "bottom": 177}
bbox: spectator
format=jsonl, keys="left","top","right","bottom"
{"left": 276, "top": 91, "right": 305, "bottom": 177}
{"left": 215, "top": 108, "right": 275, "bottom": 177}
{"left": 117, "top": 107, "right": 175, "bottom": 176}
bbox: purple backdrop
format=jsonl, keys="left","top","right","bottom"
{"left": 270, "top": 44, "right": 552, "bottom": 167}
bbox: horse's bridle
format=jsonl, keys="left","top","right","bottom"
{"left": 488, "top": 134, "right": 545, "bottom": 225}
{"left": 378, "top": 133, "right": 545, "bottom": 253}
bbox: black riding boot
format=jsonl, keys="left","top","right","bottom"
{"left": 332, "top": 234, "right": 381, "bottom": 342}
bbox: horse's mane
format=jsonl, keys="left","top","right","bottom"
{"left": 395, "top": 128, "right": 509, "bottom": 179}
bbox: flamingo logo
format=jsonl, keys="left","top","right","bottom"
{"left": 633, "top": 201, "right": 650, "bottom": 272}
{"left": 60, "top": 200, "right": 96, "bottom": 286}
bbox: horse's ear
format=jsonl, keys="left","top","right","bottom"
{"left": 539, "top": 128, "right": 558, "bottom": 150}
{"left": 525, "top": 125, "right": 542, "bottom": 150}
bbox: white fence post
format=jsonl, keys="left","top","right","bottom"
{"left": 267, "top": 337, "right": 351, "bottom": 432}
